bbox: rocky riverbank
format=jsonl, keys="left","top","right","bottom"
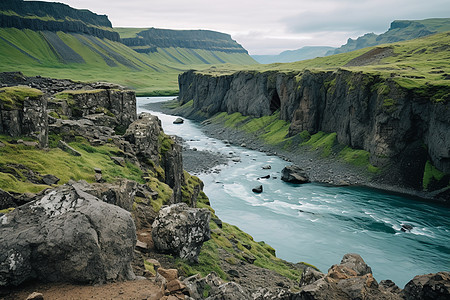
{"left": 175, "top": 68, "right": 450, "bottom": 202}
{"left": 143, "top": 100, "right": 440, "bottom": 202}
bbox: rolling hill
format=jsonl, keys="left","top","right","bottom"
{"left": 0, "top": 0, "right": 256, "bottom": 95}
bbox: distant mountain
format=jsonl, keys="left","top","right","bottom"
{"left": 0, "top": 0, "right": 256, "bottom": 95}
{"left": 116, "top": 27, "right": 256, "bottom": 66}
{"left": 0, "top": 0, "right": 119, "bottom": 41}
{"left": 328, "top": 18, "right": 450, "bottom": 55}
{"left": 252, "top": 46, "right": 335, "bottom": 64}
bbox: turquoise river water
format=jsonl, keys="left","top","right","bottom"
{"left": 138, "top": 97, "right": 449, "bottom": 288}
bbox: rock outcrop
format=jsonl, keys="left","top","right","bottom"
{"left": 124, "top": 113, "right": 184, "bottom": 203}
{"left": 0, "top": 181, "right": 136, "bottom": 287}
{"left": 402, "top": 272, "right": 450, "bottom": 300}
{"left": 152, "top": 203, "right": 211, "bottom": 262}
{"left": 0, "top": 0, "right": 120, "bottom": 41}
{"left": 178, "top": 69, "right": 450, "bottom": 194}
{"left": 296, "top": 253, "right": 402, "bottom": 300}
{"left": 121, "top": 28, "right": 249, "bottom": 53}
{"left": 281, "top": 165, "right": 310, "bottom": 184}
{"left": 0, "top": 87, "right": 48, "bottom": 147}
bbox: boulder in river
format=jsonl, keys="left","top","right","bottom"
{"left": 281, "top": 165, "right": 310, "bottom": 184}
{"left": 152, "top": 203, "right": 211, "bottom": 263}
{"left": 401, "top": 224, "right": 414, "bottom": 232}
{"left": 252, "top": 185, "right": 263, "bottom": 193}
{"left": 0, "top": 181, "right": 136, "bottom": 287}
{"left": 173, "top": 117, "right": 184, "bottom": 124}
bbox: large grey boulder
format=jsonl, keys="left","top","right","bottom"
{"left": 281, "top": 165, "right": 310, "bottom": 184}
{"left": 123, "top": 113, "right": 162, "bottom": 163}
{"left": 296, "top": 253, "right": 402, "bottom": 300}
{"left": 0, "top": 181, "right": 136, "bottom": 287}
{"left": 402, "top": 272, "right": 450, "bottom": 300}
{"left": 152, "top": 203, "right": 211, "bottom": 262}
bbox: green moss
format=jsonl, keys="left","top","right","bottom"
{"left": 0, "top": 207, "right": 15, "bottom": 214}
{"left": 147, "top": 177, "right": 172, "bottom": 211}
{"left": 377, "top": 83, "right": 391, "bottom": 95}
{"left": 95, "top": 106, "right": 115, "bottom": 117}
{"left": 302, "top": 131, "right": 337, "bottom": 157}
{"left": 423, "top": 160, "right": 446, "bottom": 190}
{"left": 0, "top": 136, "right": 144, "bottom": 193}
{"left": 0, "top": 86, "right": 43, "bottom": 109}
{"left": 203, "top": 284, "right": 212, "bottom": 298}
{"left": 383, "top": 98, "right": 396, "bottom": 107}
{"left": 144, "top": 260, "right": 156, "bottom": 276}
{"left": 299, "top": 130, "right": 311, "bottom": 141}
{"left": 339, "top": 146, "right": 379, "bottom": 173}
{"left": 159, "top": 133, "right": 174, "bottom": 155}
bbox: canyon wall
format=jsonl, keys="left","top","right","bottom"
{"left": 178, "top": 69, "right": 450, "bottom": 190}
{"left": 0, "top": 0, "right": 120, "bottom": 41}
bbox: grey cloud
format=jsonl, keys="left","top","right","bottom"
{"left": 55, "top": 0, "right": 450, "bottom": 55}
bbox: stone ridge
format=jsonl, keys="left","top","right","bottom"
{"left": 177, "top": 69, "right": 450, "bottom": 197}
{"left": 0, "top": 0, "right": 120, "bottom": 41}
{"left": 328, "top": 18, "right": 450, "bottom": 55}
{"left": 121, "top": 28, "right": 249, "bottom": 54}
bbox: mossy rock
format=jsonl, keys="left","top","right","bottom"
{"left": 0, "top": 86, "right": 43, "bottom": 109}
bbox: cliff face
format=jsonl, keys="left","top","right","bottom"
{"left": 121, "top": 28, "right": 249, "bottom": 54}
{"left": 178, "top": 70, "right": 450, "bottom": 190}
{"left": 0, "top": 0, "right": 119, "bottom": 41}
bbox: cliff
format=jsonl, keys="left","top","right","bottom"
{"left": 0, "top": 0, "right": 120, "bottom": 41}
{"left": 119, "top": 28, "right": 249, "bottom": 54}
{"left": 178, "top": 68, "right": 449, "bottom": 195}
{"left": 328, "top": 18, "right": 450, "bottom": 55}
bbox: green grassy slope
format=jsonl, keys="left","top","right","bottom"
{"left": 199, "top": 31, "right": 450, "bottom": 94}
{"left": 0, "top": 27, "right": 256, "bottom": 95}
{"left": 330, "top": 18, "right": 450, "bottom": 55}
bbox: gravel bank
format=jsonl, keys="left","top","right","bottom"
{"left": 144, "top": 101, "right": 437, "bottom": 201}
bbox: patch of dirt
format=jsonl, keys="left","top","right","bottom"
{"left": 344, "top": 47, "right": 394, "bottom": 67}
{"left": 1, "top": 279, "right": 162, "bottom": 300}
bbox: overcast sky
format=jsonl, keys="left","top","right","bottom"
{"left": 52, "top": 0, "right": 449, "bottom": 55}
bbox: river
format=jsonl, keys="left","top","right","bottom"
{"left": 137, "top": 96, "right": 450, "bottom": 288}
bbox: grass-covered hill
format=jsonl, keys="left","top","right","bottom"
{"left": 200, "top": 31, "right": 450, "bottom": 94}
{"left": 328, "top": 18, "right": 450, "bottom": 55}
{"left": 0, "top": 0, "right": 256, "bottom": 95}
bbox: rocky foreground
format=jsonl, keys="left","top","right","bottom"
{"left": 1, "top": 73, "right": 449, "bottom": 299}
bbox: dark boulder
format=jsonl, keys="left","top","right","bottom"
{"left": 401, "top": 224, "right": 414, "bottom": 232}
{"left": 173, "top": 117, "right": 184, "bottom": 124}
{"left": 152, "top": 203, "right": 211, "bottom": 263}
{"left": 0, "top": 181, "right": 136, "bottom": 287}
{"left": 402, "top": 272, "right": 450, "bottom": 300}
{"left": 281, "top": 165, "right": 310, "bottom": 184}
{"left": 252, "top": 185, "right": 263, "bottom": 193}
{"left": 41, "top": 174, "right": 60, "bottom": 185}
{"left": 0, "top": 188, "right": 16, "bottom": 209}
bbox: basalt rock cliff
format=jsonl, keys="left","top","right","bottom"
{"left": 178, "top": 69, "right": 450, "bottom": 196}
{"left": 120, "top": 28, "right": 249, "bottom": 54}
{"left": 0, "top": 0, "right": 120, "bottom": 41}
